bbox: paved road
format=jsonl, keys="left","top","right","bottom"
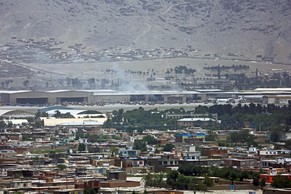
{"left": 0, "top": 102, "right": 246, "bottom": 113}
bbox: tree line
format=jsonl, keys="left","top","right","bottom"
{"left": 105, "top": 103, "right": 291, "bottom": 132}
{"left": 204, "top": 64, "right": 249, "bottom": 71}
{"left": 143, "top": 171, "right": 213, "bottom": 192}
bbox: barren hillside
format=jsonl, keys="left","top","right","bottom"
{"left": 0, "top": 0, "right": 290, "bottom": 64}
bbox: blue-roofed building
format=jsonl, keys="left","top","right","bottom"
{"left": 196, "top": 132, "right": 207, "bottom": 138}
{"left": 175, "top": 133, "right": 193, "bottom": 142}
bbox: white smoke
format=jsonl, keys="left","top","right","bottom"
{"left": 110, "top": 62, "right": 150, "bottom": 92}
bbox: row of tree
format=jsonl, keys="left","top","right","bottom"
{"left": 104, "top": 107, "right": 177, "bottom": 131}
{"left": 143, "top": 171, "right": 213, "bottom": 192}
{"left": 204, "top": 64, "right": 249, "bottom": 71}
{"left": 105, "top": 103, "right": 291, "bottom": 132}
{"left": 132, "top": 135, "right": 175, "bottom": 152}
{"left": 178, "top": 165, "right": 259, "bottom": 182}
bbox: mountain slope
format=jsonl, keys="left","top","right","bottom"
{"left": 0, "top": 0, "right": 291, "bottom": 63}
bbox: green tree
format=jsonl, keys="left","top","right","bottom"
{"left": 205, "top": 131, "right": 217, "bottom": 141}
{"left": 166, "top": 170, "right": 179, "bottom": 189}
{"left": 84, "top": 188, "right": 96, "bottom": 194}
{"left": 88, "top": 134, "right": 110, "bottom": 142}
{"left": 229, "top": 130, "right": 256, "bottom": 146}
{"left": 35, "top": 111, "right": 49, "bottom": 118}
{"left": 133, "top": 139, "right": 147, "bottom": 152}
{"left": 252, "top": 175, "right": 260, "bottom": 186}
{"left": 34, "top": 118, "right": 44, "bottom": 128}
{"left": 163, "top": 143, "right": 175, "bottom": 152}
{"left": 196, "top": 182, "right": 207, "bottom": 192}
{"left": 23, "top": 80, "right": 29, "bottom": 88}
{"left": 189, "top": 180, "right": 207, "bottom": 193}
{"left": 270, "top": 130, "right": 282, "bottom": 142}
{"left": 176, "top": 174, "right": 191, "bottom": 190}
{"left": 88, "top": 78, "right": 96, "bottom": 89}
{"left": 57, "top": 164, "right": 67, "bottom": 171}
{"left": 156, "top": 173, "right": 165, "bottom": 188}
{"left": 236, "top": 171, "right": 249, "bottom": 181}
{"left": 53, "top": 110, "right": 62, "bottom": 118}
{"left": 271, "top": 175, "right": 291, "bottom": 188}
{"left": 78, "top": 143, "right": 86, "bottom": 152}
{"left": 203, "top": 176, "right": 214, "bottom": 188}
{"left": 53, "top": 111, "right": 74, "bottom": 118}
{"left": 195, "top": 106, "right": 209, "bottom": 114}
{"left": 110, "top": 146, "right": 118, "bottom": 157}
{"left": 260, "top": 178, "right": 266, "bottom": 189}
{"left": 285, "top": 139, "right": 291, "bottom": 150}
{"left": 143, "top": 135, "right": 158, "bottom": 145}
{"left": 75, "top": 130, "right": 87, "bottom": 140}
{"left": 143, "top": 173, "right": 153, "bottom": 187}
{"left": 7, "top": 121, "right": 13, "bottom": 128}
{"left": 0, "top": 121, "right": 6, "bottom": 129}
{"left": 189, "top": 179, "right": 199, "bottom": 194}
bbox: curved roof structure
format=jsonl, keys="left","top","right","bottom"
{"left": 46, "top": 109, "right": 105, "bottom": 118}
{"left": 0, "top": 109, "right": 35, "bottom": 118}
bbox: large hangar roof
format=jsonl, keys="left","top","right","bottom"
{"left": 0, "top": 90, "right": 31, "bottom": 94}
{"left": 7, "top": 91, "right": 51, "bottom": 98}
{"left": 0, "top": 90, "right": 94, "bottom": 95}
{"left": 46, "top": 90, "right": 93, "bottom": 94}
{"left": 91, "top": 90, "right": 201, "bottom": 96}
{"left": 46, "top": 90, "right": 72, "bottom": 93}
{"left": 255, "top": 88, "right": 291, "bottom": 91}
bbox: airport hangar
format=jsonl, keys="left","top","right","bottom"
{"left": 1, "top": 88, "right": 291, "bottom": 105}
{"left": 0, "top": 90, "right": 95, "bottom": 104}
{"left": 0, "top": 90, "right": 205, "bottom": 105}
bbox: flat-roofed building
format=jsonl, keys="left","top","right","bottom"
{"left": 177, "top": 117, "right": 217, "bottom": 127}
{"left": 0, "top": 90, "right": 94, "bottom": 105}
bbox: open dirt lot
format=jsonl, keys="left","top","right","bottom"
{"left": 24, "top": 57, "right": 291, "bottom": 80}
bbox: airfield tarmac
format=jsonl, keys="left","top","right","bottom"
{"left": 0, "top": 102, "right": 245, "bottom": 113}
